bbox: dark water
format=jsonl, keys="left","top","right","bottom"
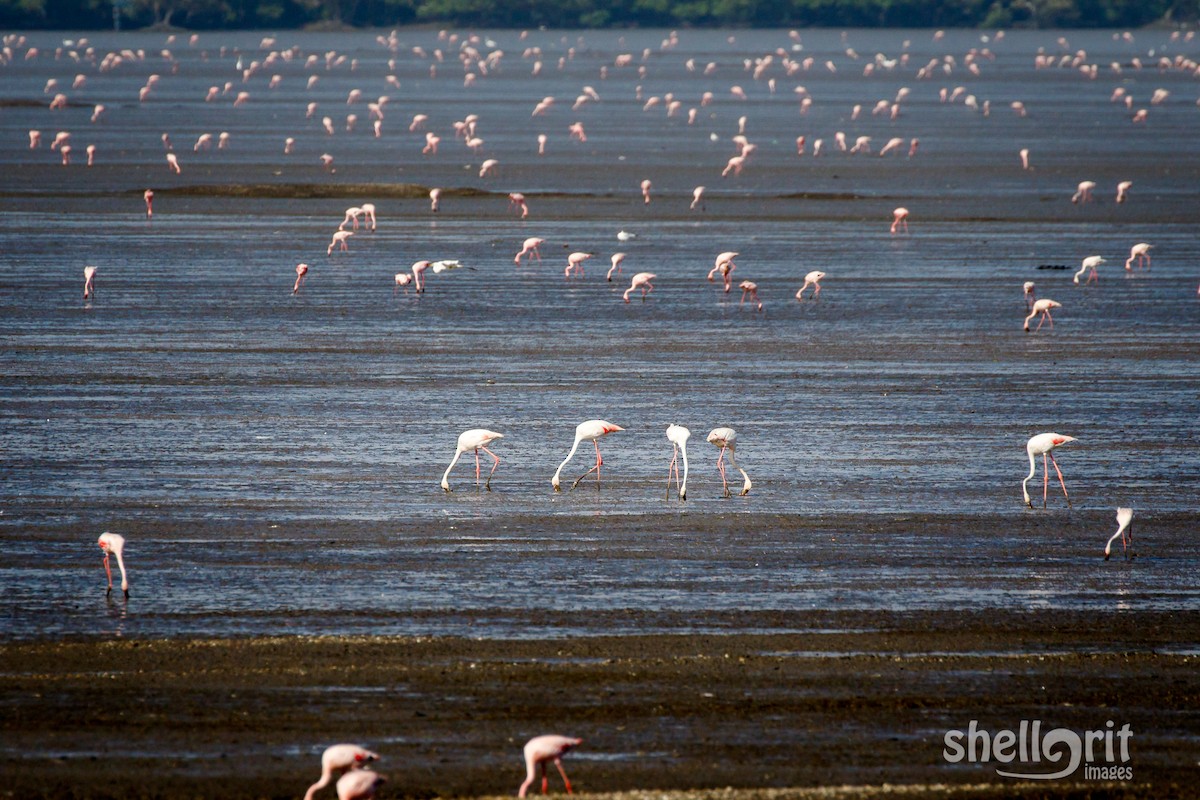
{"left": 2, "top": 28, "right": 1198, "bottom": 640}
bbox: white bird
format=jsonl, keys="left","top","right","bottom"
{"left": 666, "top": 424, "right": 690, "bottom": 501}
{"left": 431, "top": 259, "right": 465, "bottom": 273}
{"left": 1104, "top": 507, "right": 1135, "bottom": 561}
{"left": 1022, "top": 432, "right": 1076, "bottom": 508}
{"left": 706, "top": 427, "right": 751, "bottom": 497}
{"left": 552, "top": 420, "right": 624, "bottom": 491}
{"left": 1074, "top": 255, "right": 1105, "bottom": 284}
{"left": 97, "top": 532, "right": 129, "bottom": 598}
{"left": 616, "top": 230, "right": 637, "bottom": 241}
{"left": 441, "top": 429, "right": 504, "bottom": 492}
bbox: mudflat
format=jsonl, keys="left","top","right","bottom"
{"left": 2, "top": 609, "right": 1195, "bottom": 800}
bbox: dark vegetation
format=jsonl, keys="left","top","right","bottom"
{"left": 1, "top": 0, "right": 1197, "bottom": 32}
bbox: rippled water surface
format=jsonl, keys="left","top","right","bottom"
{"left": 2, "top": 28, "right": 1198, "bottom": 640}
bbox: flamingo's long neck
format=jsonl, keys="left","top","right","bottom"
{"left": 553, "top": 438, "right": 582, "bottom": 487}
{"left": 114, "top": 551, "right": 128, "bottom": 591}
{"left": 1022, "top": 448, "right": 1038, "bottom": 501}
{"left": 442, "top": 448, "right": 463, "bottom": 489}
{"left": 726, "top": 447, "right": 751, "bottom": 493}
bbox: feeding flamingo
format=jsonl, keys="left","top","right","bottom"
{"left": 83, "top": 265, "right": 97, "bottom": 300}
{"left": 1125, "top": 243, "right": 1152, "bottom": 270}
{"left": 518, "top": 735, "right": 582, "bottom": 798}
{"left": 515, "top": 237, "right": 544, "bottom": 264}
{"left": 441, "top": 429, "right": 504, "bottom": 492}
{"left": 738, "top": 280, "right": 762, "bottom": 310}
{"left": 623, "top": 272, "right": 655, "bottom": 302}
{"left": 1023, "top": 281, "right": 1036, "bottom": 310}
{"left": 303, "top": 744, "right": 379, "bottom": 800}
{"left": 665, "top": 424, "right": 690, "bottom": 501}
{"left": 795, "top": 270, "right": 824, "bottom": 300}
{"left": 1024, "top": 299, "right": 1061, "bottom": 332}
{"left": 292, "top": 263, "right": 309, "bottom": 294}
{"left": 890, "top": 207, "right": 909, "bottom": 234}
{"left": 335, "top": 770, "right": 385, "bottom": 800}
{"left": 1073, "top": 256, "right": 1105, "bottom": 285}
{"left": 707, "top": 252, "right": 737, "bottom": 292}
{"left": 1022, "top": 432, "right": 1076, "bottom": 508}
{"left": 552, "top": 420, "right": 624, "bottom": 491}
{"left": 1104, "top": 507, "right": 1135, "bottom": 561}
{"left": 706, "top": 428, "right": 751, "bottom": 497}
{"left": 97, "top": 532, "right": 128, "bottom": 598}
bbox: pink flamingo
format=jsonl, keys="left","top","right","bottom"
{"left": 890, "top": 207, "right": 909, "bottom": 234}
{"left": 623, "top": 272, "right": 655, "bottom": 302}
{"left": 565, "top": 252, "right": 591, "bottom": 278}
{"left": 394, "top": 273, "right": 412, "bottom": 294}
{"left": 336, "top": 771, "right": 385, "bottom": 800}
{"left": 515, "top": 237, "right": 544, "bottom": 264}
{"left": 360, "top": 204, "right": 376, "bottom": 231}
{"left": 292, "top": 263, "right": 309, "bottom": 295}
{"left": 509, "top": 192, "right": 529, "bottom": 218}
{"left": 707, "top": 427, "right": 751, "bottom": 497}
{"left": 83, "top": 265, "right": 97, "bottom": 300}
{"left": 166, "top": 152, "right": 180, "bottom": 173}
{"left": 795, "top": 270, "right": 824, "bottom": 300}
{"left": 441, "top": 429, "right": 504, "bottom": 492}
{"left": 29, "top": 130, "right": 41, "bottom": 148}
{"left": 144, "top": 189, "right": 154, "bottom": 218}
{"left": 738, "top": 280, "right": 762, "bottom": 310}
{"left": 519, "top": 736, "right": 583, "bottom": 798}
{"left": 1104, "top": 507, "right": 1135, "bottom": 561}
{"left": 429, "top": 188, "right": 441, "bottom": 212}
{"left": 568, "top": 122, "right": 586, "bottom": 141}
{"left": 339, "top": 206, "right": 364, "bottom": 230}
{"left": 1074, "top": 256, "right": 1105, "bottom": 285}
{"left": 1024, "top": 298, "right": 1061, "bottom": 332}
{"left": 303, "top": 745, "right": 380, "bottom": 800}
{"left": 691, "top": 186, "right": 706, "bottom": 210}
{"left": 665, "top": 424, "right": 690, "bottom": 501}
{"left": 86, "top": 144, "right": 96, "bottom": 166}
{"left": 708, "top": 252, "right": 737, "bottom": 292}
{"left": 1023, "top": 281, "right": 1036, "bottom": 310}
{"left": 1022, "top": 433, "right": 1076, "bottom": 508}
{"left": 1125, "top": 243, "right": 1152, "bottom": 270}
{"left": 606, "top": 253, "right": 625, "bottom": 281}
{"left": 641, "top": 179, "right": 652, "bottom": 204}
{"left": 411, "top": 260, "right": 432, "bottom": 292}
{"left": 327, "top": 231, "right": 352, "bottom": 255}
{"left": 552, "top": 420, "right": 624, "bottom": 491}
{"left": 97, "top": 532, "right": 128, "bottom": 598}
{"left": 1115, "top": 181, "right": 1132, "bottom": 203}
{"left": 479, "top": 158, "right": 499, "bottom": 177}
{"left": 1071, "top": 181, "right": 1096, "bottom": 204}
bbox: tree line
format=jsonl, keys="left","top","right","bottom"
{"left": 1, "top": 0, "right": 1195, "bottom": 33}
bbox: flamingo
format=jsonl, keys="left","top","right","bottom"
{"left": 565, "top": 252, "right": 591, "bottom": 278}
{"left": 552, "top": 420, "right": 624, "bottom": 491}
{"left": 144, "top": 189, "right": 154, "bottom": 218}
{"left": 1115, "top": 180, "right": 1132, "bottom": 203}
{"left": 623, "top": 272, "right": 655, "bottom": 302}
{"left": 336, "top": 771, "right": 385, "bottom": 800}
{"left": 890, "top": 207, "right": 909, "bottom": 234}
{"left": 83, "top": 265, "right": 97, "bottom": 300}
{"left": 795, "top": 270, "right": 825, "bottom": 300}
{"left": 1073, "top": 256, "right": 1105, "bottom": 285}
{"left": 518, "top": 735, "right": 582, "bottom": 798}
{"left": 292, "top": 263, "right": 309, "bottom": 294}
{"left": 665, "top": 424, "right": 690, "bottom": 501}
{"left": 691, "top": 185, "right": 706, "bottom": 210}
{"left": 360, "top": 203, "right": 377, "bottom": 231}
{"left": 1104, "top": 507, "right": 1135, "bottom": 561}
{"left": 707, "top": 428, "right": 751, "bottom": 497}
{"left": 339, "top": 206, "right": 363, "bottom": 230}
{"left": 1125, "top": 243, "right": 1152, "bottom": 271}
{"left": 1023, "top": 281, "right": 1036, "bottom": 310}
{"left": 1022, "top": 432, "right": 1076, "bottom": 508}
{"left": 738, "top": 280, "right": 762, "bottom": 310}
{"left": 441, "top": 429, "right": 504, "bottom": 492}
{"left": 98, "top": 532, "right": 128, "bottom": 598}
{"left": 1071, "top": 181, "right": 1096, "bottom": 204}
{"left": 304, "top": 744, "right": 379, "bottom": 800}
{"left": 327, "top": 230, "right": 353, "bottom": 255}
{"left": 640, "top": 178, "right": 652, "bottom": 204}
{"left": 515, "top": 237, "right": 544, "bottom": 264}
{"left": 429, "top": 188, "right": 441, "bottom": 212}
{"left": 393, "top": 272, "right": 412, "bottom": 293}
{"left": 1024, "top": 298, "right": 1061, "bottom": 332}
{"left": 708, "top": 252, "right": 737, "bottom": 292}
{"left": 411, "top": 260, "right": 432, "bottom": 292}
{"left": 1019, "top": 148, "right": 1031, "bottom": 170}
{"left": 606, "top": 253, "right": 625, "bottom": 281}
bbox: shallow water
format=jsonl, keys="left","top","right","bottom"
{"left": 1, "top": 28, "right": 1198, "bottom": 641}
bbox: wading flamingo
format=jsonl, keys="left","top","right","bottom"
{"left": 738, "top": 280, "right": 762, "bottom": 310}
{"left": 304, "top": 744, "right": 379, "bottom": 800}
{"left": 1022, "top": 432, "right": 1076, "bottom": 508}
{"left": 327, "top": 230, "right": 353, "bottom": 255}
{"left": 1115, "top": 181, "right": 1132, "bottom": 203}
{"left": 292, "top": 263, "right": 309, "bottom": 294}
{"left": 606, "top": 253, "right": 626, "bottom": 281}
{"left": 144, "top": 189, "right": 154, "bottom": 217}
{"left": 1024, "top": 298, "right": 1061, "bottom": 332}
{"left": 1023, "top": 281, "right": 1036, "bottom": 309}
{"left": 1071, "top": 181, "right": 1096, "bottom": 204}
{"left": 83, "top": 265, "right": 97, "bottom": 300}
{"left": 891, "top": 207, "right": 909, "bottom": 234}
{"left": 795, "top": 270, "right": 824, "bottom": 300}
{"left": 708, "top": 252, "right": 737, "bottom": 292}
{"left": 98, "top": 532, "right": 128, "bottom": 598}
{"left": 336, "top": 770, "right": 385, "bottom": 800}
{"left": 707, "top": 428, "right": 751, "bottom": 497}
{"left": 552, "top": 420, "right": 624, "bottom": 491}
{"left": 1074, "top": 256, "right": 1105, "bottom": 284}
{"left": 441, "top": 429, "right": 504, "bottom": 492}
{"left": 518, "top": 735, "right": 582, "bottom": 798}
{"left": 515, "top": 237, "right": 544, "bottom": 264}
{"left": 1125, "top": 243, "right": 1152, "bottom": 270}
{"left": 1104, "top": 507, "right": 1134, "bottom": 561}
{"left": 565, "top": 252, "right": 591, "bottom": 278}
{"left": 666, "top": 424, "right": 690, "bottom": 500}
{"left": 623, "top": 272, "right": 655, "bottom": 302}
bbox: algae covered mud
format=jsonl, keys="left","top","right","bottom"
{"left": 1, "top": 25, "right": 1199, "bottom": 800}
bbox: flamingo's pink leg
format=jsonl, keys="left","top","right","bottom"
{"left": 481, "top": 445, "right": 501, "bottom": 489}
{"left": 103, "top": 552, "right": 112, "bottom": 591}
{"left": 717, "top": 448, "right": 730, "bottom": 496}
{"left": 474, "top": 450, "right": 482, "bottom": 485}
{"left": 554, "top": 759, "right": 573, "bottom": 794}
{"left": 1042, "top": 452, "right": 1049, "bottom": 507}
{"left": 1048, "top": 453, "right": 1070, "bottom": 506}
